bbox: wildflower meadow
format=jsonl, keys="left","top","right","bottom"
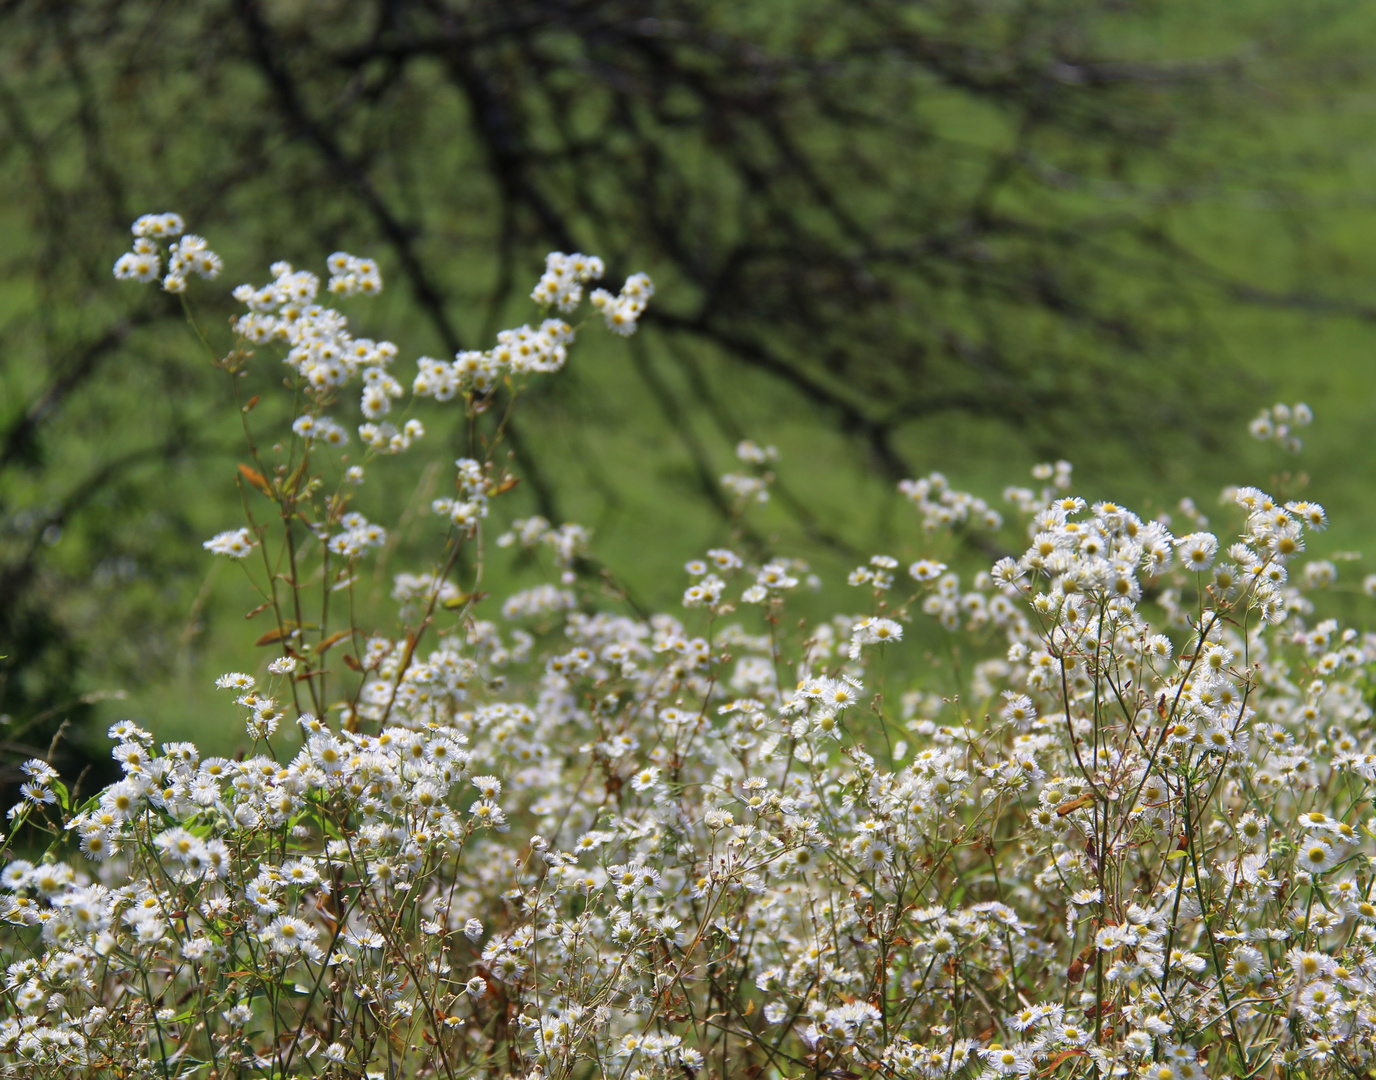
{"left": 3, "top": 213, "right": 1375, "bottom": 1080}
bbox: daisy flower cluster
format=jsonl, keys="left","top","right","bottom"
{"left": 112, "top": 212, "right": 222, "bottom": 292}
{"left": 325, "top": 251, "right": 382, "bottom": 298}
{"left": 3, "top": 221, "right": 1374, "bottom": 1080}
{"left": 1249, "top": 401, "right": 1313, "bottom": 452}
{"left": 413, "top": 316, "right": 574, "bottom": 401}
{"left": 530, "top": 251, "right": 606, "bottom": 312}
{"left": 590, "top": 271, "right": 654, "bottom": 336}
{"left": 721, "top": 439, "right": 779, "bottom": 507}
{"left": 901, "top": 471, "right": 1005, "bottom": 531}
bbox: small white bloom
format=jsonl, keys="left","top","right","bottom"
{"left": 203, "top": 528, "right": 257, "bottom": 559}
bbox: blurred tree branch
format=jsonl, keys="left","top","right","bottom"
{"left": 0, "top": 0, "right": 1373, "bottom": 746}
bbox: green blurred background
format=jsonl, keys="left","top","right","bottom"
{"left": 2, "top": 0, "right": 1376, "bottom": 781}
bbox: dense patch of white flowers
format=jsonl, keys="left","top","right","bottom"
{"left": 1, "top": 217, "right": 1372, "bottom": 1080}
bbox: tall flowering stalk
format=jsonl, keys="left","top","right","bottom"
{"left": 0, "top": 216, "right": 1369, "bottom": 1080}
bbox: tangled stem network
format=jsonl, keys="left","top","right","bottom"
{"left": 0, "top": 214, "right": 1372, "bottom": 1080}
